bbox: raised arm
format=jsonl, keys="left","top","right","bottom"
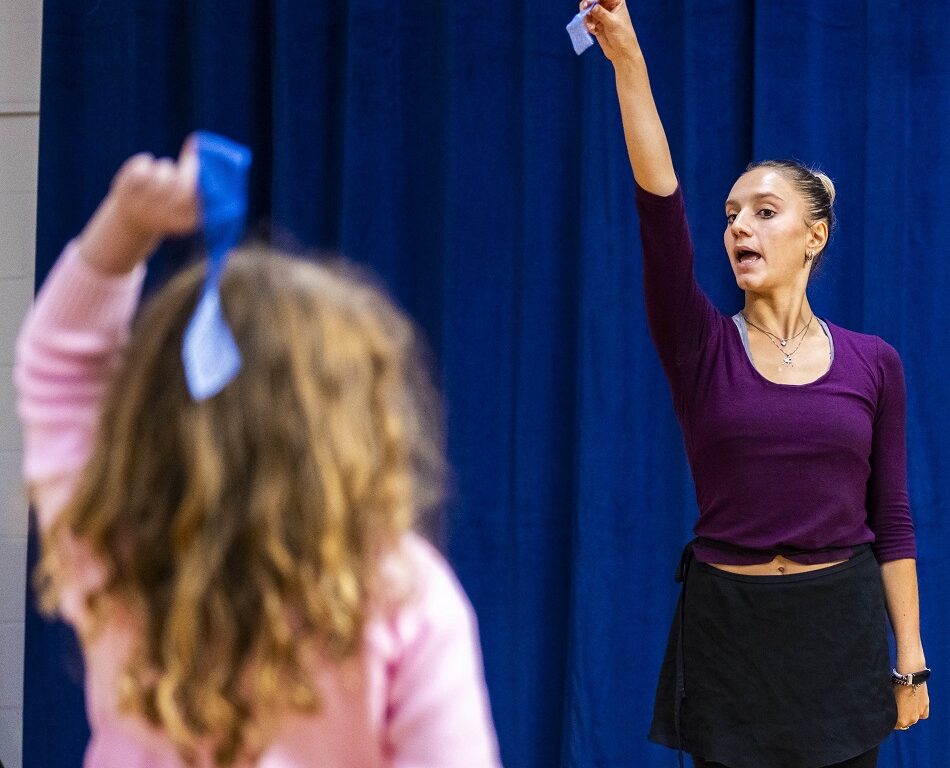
{"left": 585, "top": 1, "right": 719, "bottom": 377}
{"left": 15, "top": 143, "right": 199, "bottom": 530}
{"left": 582, "top": 0, "right": 676, "bottom": 195}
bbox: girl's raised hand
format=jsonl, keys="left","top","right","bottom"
{"left": 78, "top": 138, "right": 200, "bottom": 274}
{"left": 581, "top": 0, "right": 642, "bottom": 64}
{"left": 112, "top": 141, "right": 199, "bottom": 240}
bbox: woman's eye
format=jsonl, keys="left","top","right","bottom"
{"left": 726, "top": 213, "right": 737, "bottom": 224}
{"left": 758, "top": 209, "right": 775, "bottom": 218}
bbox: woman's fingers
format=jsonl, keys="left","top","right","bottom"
{"left": 895, "top": 715, "right": 919, "bottom": 728}
{"left": 894, "top": 684, "right": 931, "bottom": 729}
{"left": 589, "top": 5, "right": 617, "bottom": 32}
{"left": 586, "top": 5, "right": 604, "bottom": 35}
{"left": 918, "top": 686, "right": 930, "bottom": 719}
{"left": 579, "top": 0, "right": 598, "bottom": 34}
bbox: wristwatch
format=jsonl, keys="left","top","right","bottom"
{"left": 891, "top": 667, "right": 931, "bottom": 688}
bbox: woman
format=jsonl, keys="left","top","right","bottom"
{"left": 581, "top": 2, "right": 929, "bottom": 767}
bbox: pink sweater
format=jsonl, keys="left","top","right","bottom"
{"left": 15, "top": 244, "right": 502, "bottom": 768}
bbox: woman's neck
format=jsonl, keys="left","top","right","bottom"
{"left": 743, "top": 292, "right": 814, "bottom": 339}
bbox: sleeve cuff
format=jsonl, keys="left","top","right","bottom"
{"left": 873, "top": 543, "right": 918, "bottom": 563}
{"left": 635, "top": 178, "right": 683, "bottom": 204}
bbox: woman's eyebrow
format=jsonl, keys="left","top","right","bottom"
{"left": 725, "top": 192, "right": 786, "bottom": 208}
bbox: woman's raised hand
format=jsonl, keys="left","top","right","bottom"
{"left": 581, "top": 0, "right": 642, "bottom": 64}
{"left": 78, "top": 137, "right": 200, "bottom": 274}
{"left": 583, "top": 0, "right": 676, "bottom": 194}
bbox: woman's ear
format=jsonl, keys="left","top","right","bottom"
{"left": 806, "top": 220, "right": 828, "bottom": 253}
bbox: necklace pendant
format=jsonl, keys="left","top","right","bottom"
{"left": 783, "top": 355, "right": 793, "bottom": 365}
{"left": 780, "top": 340, "right": 787, "bottom": 347}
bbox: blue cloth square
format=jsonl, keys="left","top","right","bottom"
{"left": 567, "top": 4, "right": 597, "bottom": 55}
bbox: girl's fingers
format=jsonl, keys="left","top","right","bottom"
{"left": 150, "top": 162, "right": 180, "bottom": 207}
{"left": 175, "top": 147, "right": 199, "bottom": 200}
{"left": 118, "top": 153, "right": 154, "bottom": 192}
{"left": 178, "top": 133, "right": 197, "bottom": 162}
{"left": 111, "top": 149, "right": 200, "bottom": 235}
{"left": 177, "top": 136, "right": 199, "bottom": 187}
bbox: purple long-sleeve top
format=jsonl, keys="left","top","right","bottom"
{"left": 636, "top": 182, "right": 916, "bottom": 565}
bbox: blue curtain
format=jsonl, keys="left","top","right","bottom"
{"left": 28, "top": 1, "right": 949, "bottom": 766}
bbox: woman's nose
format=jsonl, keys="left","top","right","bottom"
{"left": 730, "top": 212, "right": 752, "bottom": 236}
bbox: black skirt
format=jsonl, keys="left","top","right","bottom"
{"left": 649, "top": 544, "right": 896, "bottom": 768}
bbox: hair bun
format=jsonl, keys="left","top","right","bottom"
{"left": 814, "top": 171, "right": 836, "bottom": 206}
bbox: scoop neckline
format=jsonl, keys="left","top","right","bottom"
{"left": 731, "top": 313, "right": 836, "bottom": 388}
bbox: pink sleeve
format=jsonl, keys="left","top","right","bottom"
{"left": 14, "top": 242, "right": 145, "bottom": 530}
{"left": 384, "top": 537, "right": 502, "bottom": 768}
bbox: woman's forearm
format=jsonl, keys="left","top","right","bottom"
{"left": 880, "top": 558, "right": 926, "bottom": 670}
{"left": 613, "top": 55, "right": 677, "bottom": 196}
{"left": 586, "top": 1, "right": 677, "bottom": 196}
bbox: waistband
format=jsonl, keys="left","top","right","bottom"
{"left": 693, "top": 534, "right": 861, "bottom": 557}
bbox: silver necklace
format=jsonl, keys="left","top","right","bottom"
{"left": 743, "top": 313, "right": 814, "bottom": 366}
{"left": 741, "top": 313, "right": 809, "bottom": 348}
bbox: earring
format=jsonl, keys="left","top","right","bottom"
{"left": 804, "top": 251, "right": 814, "bottom": 266}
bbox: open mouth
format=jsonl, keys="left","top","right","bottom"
{"left": 735, "top": 247, "right": 762, "bottom": 265}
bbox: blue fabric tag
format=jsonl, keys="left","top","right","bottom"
{"left": 182, "top": 131, "right": 252, "bottom": 400}
{"left": 567, "top": 4, "right": 597, "bottom": 55}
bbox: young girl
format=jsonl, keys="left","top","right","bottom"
{"left": 582, "top": 2, "right": 927, "bottom": 767}
{"left": 16, "top": 142, "right": 502, "bottom": 767}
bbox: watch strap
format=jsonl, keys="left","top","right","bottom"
{"left": 892, "top": 667, "right": 931, "bottom": 687}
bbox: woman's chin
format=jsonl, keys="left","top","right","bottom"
{"left": 734, "top": 274, "right": 759, "bottom": 291}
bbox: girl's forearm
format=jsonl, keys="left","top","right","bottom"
{"left": 77, "top": 193, "right": 161, "bottom": 276}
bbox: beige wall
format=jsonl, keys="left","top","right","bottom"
{"left": 0, "top": 1, "right": 43, "bottom": 767}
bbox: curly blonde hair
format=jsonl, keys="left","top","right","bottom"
{"left": 36, "top": 246, "right": 446, "bottom": 765}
